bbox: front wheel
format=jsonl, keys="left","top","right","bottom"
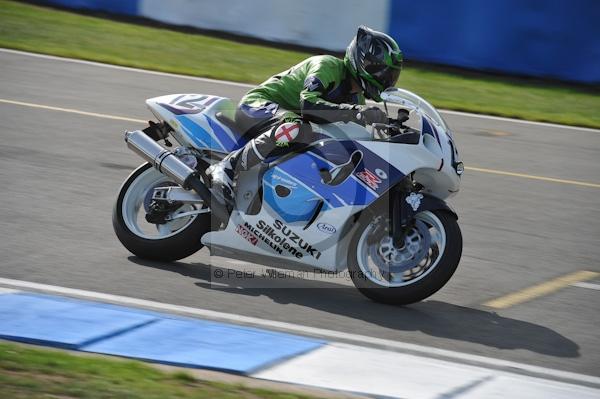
{"left": 348, "top": 210, "right": 462, "bottom": 305}
{"left": 112, "top": 163, "right": 211, "bottom": 261}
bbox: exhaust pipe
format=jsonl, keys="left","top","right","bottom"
{"left": 124, "top": 130, "right": 229, "bottom": 224}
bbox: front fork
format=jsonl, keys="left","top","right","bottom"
{"left": 365, "top": 175, "right": 457, "bottom": 249}
{"left": 390, "top": 179, "right": 421, "bottom": 247}
{"left": 366, "top": 178, "right": 421, "bottom": 248}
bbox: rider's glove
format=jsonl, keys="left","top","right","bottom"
{"left": 355, "top": 106, "right": 388, "bottom": 125}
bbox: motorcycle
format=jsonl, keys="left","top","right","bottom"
{"left": 113, "top": 88, "right": 463, "bottom": 304}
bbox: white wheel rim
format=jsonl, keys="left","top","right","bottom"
{"left": 356, "top": 211, "right": 447, "bottom": 287}
{"left": 121, "top": 167, "right": 199, "bottom": 240}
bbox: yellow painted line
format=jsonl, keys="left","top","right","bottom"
{"left": 483, "top": 270, "right": 599, "bottom": 309}
{"left": 0, "top": 98, "right": 146, "bottom": 123}
{"left": 2, "top": 98, "right": 599, "bottom": 189}
{"left": 465, "top": 166, "right": 600, "bottom": 188}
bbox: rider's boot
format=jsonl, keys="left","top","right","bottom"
{"left": 205, "top": 153, "right": 237, "bottom": 202}
{"left": 206, "top": 121, "right": 305, "bottom": 203}
{"left": 206, "top": 135, "right": 267, "bottom": 203}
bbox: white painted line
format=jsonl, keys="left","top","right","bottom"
{"left": 0, "top": 48, "right": 254, "bottom": 89}
{"left": 0, "top": 99, "right": 146, "bottom": 124}
{"left": 2, "top": 47, "right": 598, "bottom": 133}
{"left": 255, "top": 343, "right": 600, "bottom": 399}
{"left": 465, "top": 167, "right": 600, "bottom": 189}
{"left": 256, "top": 343, "right": 491, "bottom": 398}
{"left": 458, "top": 374, "right": 600, "bottom": 399}
{"left": 437, "top": 109, "right": 600, "bottom": 133}
{"left": 571, "top": 282, "right": 600, "bottom": 291}
{"left": 0, "top": 277, "right": 598, "bottom": 386}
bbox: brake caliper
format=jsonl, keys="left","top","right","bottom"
{"left": 145, "top": 198, "right": 183, "bottom": 225}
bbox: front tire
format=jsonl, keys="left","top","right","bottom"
{"left": 112, "top": 163, "right": 211, "bottom": 261}
{"left": 348, "top": 210, "right": 462, "bottom": 305}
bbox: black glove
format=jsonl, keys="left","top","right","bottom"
{"left": 355, "top": 106, "right": 388, "bottom": 125}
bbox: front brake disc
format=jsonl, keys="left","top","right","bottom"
{"left": 369, "top": 219, "right": 431, "bottom": 274}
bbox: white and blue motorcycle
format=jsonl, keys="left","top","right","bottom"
{"left": 113, "top": 88, "right": 463, "bottom": 304}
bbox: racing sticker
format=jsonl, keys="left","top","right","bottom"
{"left": 159, "top": 95, "right": 209, "bottom": 115}
{"left": 274, "top": 122, "right": 300, "bottom": 147}
{"left": 375, "top": 168, "right": 388, "bottom": 179}
{"left": 317, "top": 222, "right": 336, "bottom": 234}
{"left": 235, "top": 224, "right": 258, "bottom": 246}
{"left": 406, "top": 192, "right": 424, "bottom": 212}
{"left": 356, "top": 168, "right": 382, "bottom": 190}
{"left": 243, "top": 219, "right": 322, "bottom": 260}
{"left": 271, "top": 172, "right": 298, "bottom": 188}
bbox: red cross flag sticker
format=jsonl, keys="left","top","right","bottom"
{"left": 274, "top": 122, "right": 300, "bottom": 144}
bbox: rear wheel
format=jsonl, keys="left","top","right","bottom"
{"left": 348, "top": 210, "right": 462, "bottom": 305}
{"left": 112, "top": 163, "right": 211, "bottom": 261}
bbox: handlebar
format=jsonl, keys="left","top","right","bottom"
{"left": 371, "top": 109, "right": 415, "bottom": 141}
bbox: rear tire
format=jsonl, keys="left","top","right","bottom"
{"left": 348, "top": 210, "right": 462, "bottom": 305}
{"left": 112, "top": 163, "right": 211, "bottom": 262}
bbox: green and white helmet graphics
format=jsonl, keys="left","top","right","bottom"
{"left": 345, "top": 25, "right": 403, "bottom": 102}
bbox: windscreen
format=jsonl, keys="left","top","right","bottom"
{"left": 380, "top": 88, "right": 450, "bottom": 133}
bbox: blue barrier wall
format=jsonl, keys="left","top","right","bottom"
{"left": 388, "top": 0, "right": 600, "bottom": 83}
{"left": 40, "top": 0, "right": 600, "bottom": 83}
{"left": 42, "top": 0, "right": 138, "bottom": 16}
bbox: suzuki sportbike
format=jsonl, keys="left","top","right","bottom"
{"left": 113, "top": 88, "right": 464, "bottom": 304}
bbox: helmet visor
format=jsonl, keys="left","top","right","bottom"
{"left": 365, "top": 63, "right": 401, "bottom": 89}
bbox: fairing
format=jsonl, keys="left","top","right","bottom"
{"left": 146, "top": 94, "right": 246, "bottom": 153}
{"left": 145, "top": 90, "right": 461, "bottom": 271}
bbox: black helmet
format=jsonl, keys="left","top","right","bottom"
{"left": 344, "top": 26, "right": 403, "bottom": 101}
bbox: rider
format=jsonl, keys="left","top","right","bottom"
{"left": 207, "top": 25, "right": 403, "bottom": 201}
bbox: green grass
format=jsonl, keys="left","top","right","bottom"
{"left": 0, "top": 341, "right": 322, "bottom": 398}
{"left": 0, "top": 0, "right": 599, "bottom": 128}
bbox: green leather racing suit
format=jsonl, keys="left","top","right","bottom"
{"left": 232, "top": 54, "right": 366, "bottom": 167}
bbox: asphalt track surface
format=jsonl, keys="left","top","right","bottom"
{"left": 1, "top": 50, "right": 599, "bottom": 378}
